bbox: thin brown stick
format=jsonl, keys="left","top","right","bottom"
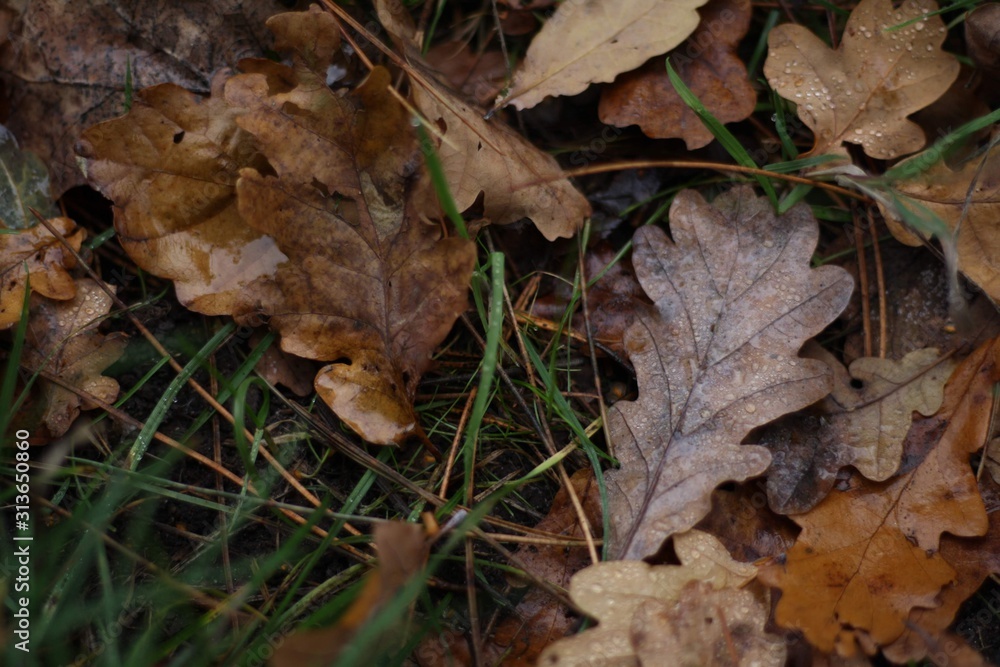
{"left": 441, "top": 388, "right": 477, "bottom": 499}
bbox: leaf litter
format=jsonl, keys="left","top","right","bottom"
{"left": 8, "top": 0, "right": 1000, "bottom": 664}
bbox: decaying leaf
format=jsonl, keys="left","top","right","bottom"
{"left": 880, "top": 147, "right": 1000, "bottom": 304}
{"left": 759, "top": 337, "right": 997, "bottom": 655}
{"left": 424, "top": 41, "right": 508, "bottom": 106}
{"left": 0, "top": 0, "right": 288, "bottom": 195}
{"left": 762, "top": 343, "right": 954, "bottom": 514}
{"left": 0, "top": 217, "right": 83, "bottom": 329}
{"left": 498, "top": 0, "right": 708, "bottom": 110}
{"left": 227, "top": 12, "right": 475, "bottom": 445}
{"left": 23, "top": 278, "right": 127, "bottom": 437}
{"left": 694, "top": 482, "right": 798, "bottom": 563}
{"left": 598, "top": 0, "right": 756, "bottom": 150}
{"left": 271, "top": 521, "right": 429, "bottom": 667}
{"left": 77, "top": 78, "right": 286, "bottom": 316}
{"left": 375, "top": 0, "right": 591, "bottom": 240}
{"left": 607, "top": 185, "right": 852, "bottom": 559}
{"left": 538, "top": 530, "right": 785, "bottom": 667}
{"left": 0, "top": 125, "right": 60, "bottom": 229}
{"left": 764, "top": 0, "right": 958, "bottom": 159}
{"left": 967, "top": 4, "right": 1000, "bottom": 76}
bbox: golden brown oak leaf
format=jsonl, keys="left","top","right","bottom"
{"left": 23, "top": 278, "right": 127, "bottom": 438}
{"left": 538, "top": 530, "right": 785, "bottom": 667}
{"left": 76, "top": 78, "right": 286, "bottom": 316}
{"left": 497, "top": 0, "right": 708, "bottom": 110}
{"left": 226, "top": 12, "right": 475, "bottom": 445}
{"left": 762, "top": 343, "right": 954, "bottom": 514}
{"left": 0, "top": 218, "right": 83, "bottom": 329}
{"left": 598, "top": 0, "right": 756, "bottom": 150}
{"left": 607, "top": 186, "right": 853, "bottom": 560}
{"left": 764, "top": 0, "right": 958, "bottom": 160}
{"left": 758, "top": 337, "right": 998, "bottom": 656}
{"left": 878, "top": 475, "right": 1000, "bottom": 665}
{"left": 0, "top": 0, "right": 288, "bottom": 195}
{"left": 271, "top": 521, "right": 429, "bottom": 667}
{"left": 373, "top": 0, "right": 591, "bottom": 240}
{"left": 880, "top": 147, "right": 1000, "bottom": 304}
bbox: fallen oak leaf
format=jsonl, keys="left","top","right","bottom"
{"left": 374, "top": 0, "right": 591, "bottom": 240}
{"left": 0, "top": 0, "right": 288, "bottom": 195}
{"left": 879, "top": 146, "right": 1000, "bottom": 305}
{"left": 226, "top": 10, "right": 475, "bottom": 444}
{"left": 538, "top": 530, "right": 785, "bottom": 667}
{"left": 0, "top": 125, "right": 60, "bottom": 229}
{"left": 764, "top": 0, "right": 958, "bottom": 159}
{"left": 758, "top": 336, "right": 996, "bottom": 655}
{"left": 598, "top": 0, "right": 756, "bottom": 150}
{"left": 76, "top": 76, "right": 286, "bottom": 316}
{"left": 607, "top": 185, "right": 852, "bottom": 559}
{"left": 497, "top": 0, "right": 709, "bottom": 110}
{"left": 762, "top": 343, "right": 954, "bottom": 514}
{"left": 23, "top": 278, "right": 127, "bottom": 438}
{"left": 0, "top": 217, "right": 83, "bottom": 329}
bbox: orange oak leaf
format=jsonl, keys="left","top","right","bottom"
{"left": 764, "top": 0, "right": 958, "bottom": 159}
{"left": 607, "top": 185, "right": 852, "bottom": 559}
{"left": 76, "top": 78, "right": 286, "bottom": 316}
{"left": 599, "top": 0, "right": 756, "bottom": 150}
{"left": 0, "top": 217, "right": 83, "bottom": 329}
{"left": 23, "top": 278, "right": 127, "bottom": 437}
{"left": 226, "top": 11, "right": 475, "bottom": 445}
{"left": 762, "top": 343, "right": 954, "bottom": 514}
{"left": 758, "top": 337, "right": 997, "bottom": 656}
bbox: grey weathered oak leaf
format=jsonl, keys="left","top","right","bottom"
{"left": 608, "top": 186, "right": 853, "bottom": 559}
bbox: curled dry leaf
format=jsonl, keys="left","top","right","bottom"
{"left": 880, "top": 147, "right": 1000, "bottom": 304}
{"left": 764, "top": 0, "right": 958, "bottom": 159}
{"left": 759, "top": 337, "right": 996, "bottom": 655}
{"left": 538, "top": 530, "right": 785, "bottom": 667}
{"left": 598, "top": 0, "right": 756, "bottom": 150}
{"left": 0, "top": 0, "right": 287, "bottom": 195}
{"left": 762, "top": 343, "right": 954, "bottom": 514}
{"left": 0, "top": 217, "right": 83, "bottom": 329}
{"left": 498, "top": 0, "right": 708, "bottom": 110}
{"left": 375, "top": 0, "right": 591, "bottom": 240}
{"left": 227, "top": 11, "right": 475, "bottom": 445}
{"left": 271, "top": 521, "right": 429, "bottom": 667}
{"left": 0, "top": 125, "right": 60, "bottom": 229}
{"left": 24, "top": 278, "right": 127, "bottom": 437}
{"left": 607, "top": 186, "right": 852, "bottom": 559}
{"left": 77, "top": 77, "right": 286, "bottom": 316}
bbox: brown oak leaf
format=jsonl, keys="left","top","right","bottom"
{"left": 375, "top": 0, "right": 591, "bottom": 240}
{"left": 880, "top": 146, "right": 1000, "bottom": 304}
{"left": 538, "top": 530, "right": 785, "bottom": 666}
{"left": 76, "top": 77, "right": 285, "bottom": 316}
{"left": 599, "top": 0, "right": 756, "bottom": 150}
{"left": 764, "top": 0, "right": 958, "bottom": 159}
{"left": 758, "top": 336, "right": 997, "bottom": 656}
{"left": 23, "top": 278, "right": 127, "bottom": 437}
{"left": 227, "top": 11, "right": 475, "bottom": 445}
{"left": 607, "top": 185, "right": 852, "bottom": 559}
{"left": 0, "top": 217, "right": 83, "bottom": 329}
{"left": 497, "top": 0, "right": 708, "bottom": 110}
{"left": 0, "top": 0, "right": 288, "bottom": 195}
{"left": 762, "top": 343, "right": 954, "bottom": 514}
